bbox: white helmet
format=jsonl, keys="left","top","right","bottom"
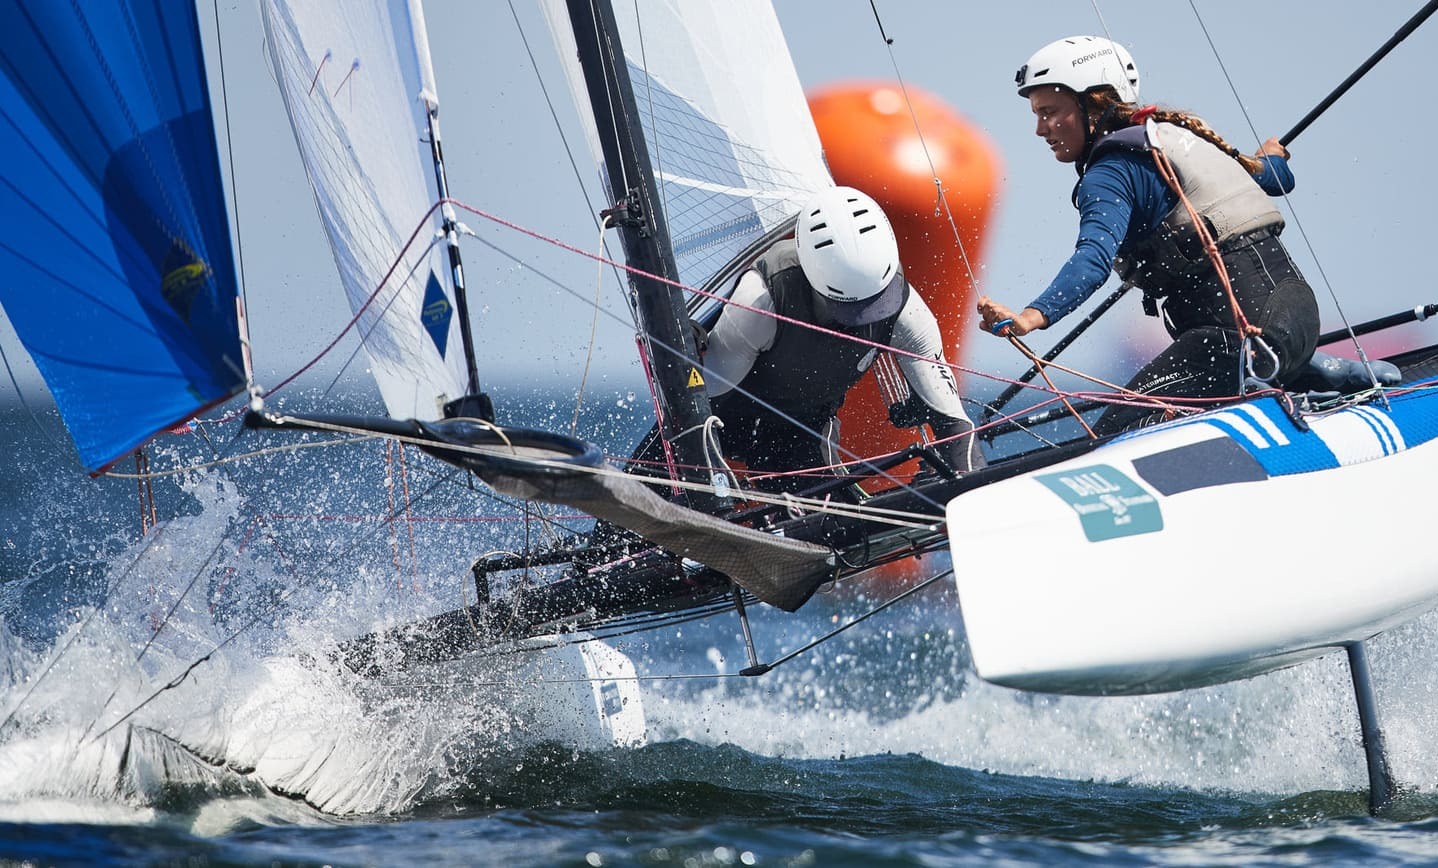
{"left": 795, "top": 186, "right": 904, "bottom": 326}
{"left": 1015, "top": 35, "right": 1140, "bottom": 103}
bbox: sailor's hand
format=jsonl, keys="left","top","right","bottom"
{"left": 1256, "top": 136, "right": 1290, "bottom": 160}
{"left": 977, "top": 297, "right": 1044, "bottom": 337}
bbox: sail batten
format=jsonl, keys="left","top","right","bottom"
{"left": 541, "top": 0, "right": 832, "bottom": 297}
{"left": 260, "top": 0, "right": 467, "bottom": 421}
{"left": 0, "top": 0, "right": 245, "bottom": 473}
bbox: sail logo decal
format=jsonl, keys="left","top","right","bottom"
{"left": 1034, "top": 464, "right": 1162, "bottom": 542}
{"left": 599, "top": 680, "right": 624, "bottom": 717}
{"left": 421, "top": 271, "right": 453, "bottom": 356}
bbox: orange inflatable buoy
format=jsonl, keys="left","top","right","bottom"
{"left": 809, "top": 81, "right": 1003, "bottom": 492}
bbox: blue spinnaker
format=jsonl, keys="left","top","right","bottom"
{"left": 0, "top": 1, "right": 243, "bottom": 473}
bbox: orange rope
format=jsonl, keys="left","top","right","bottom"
{"left": 1005, "top": 335, "right": 1098, "bottom": 439}
{"left": 1147, "top": 145, "right": 1260, "bottom": 340}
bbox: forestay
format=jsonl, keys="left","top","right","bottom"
{"left": 0, "top": 1, "right": 244, "bottom": 474}
{"left": 540, "top": 0, "right": 832, "bottom": 303}
{"left": 260, "top": 0, "right": 468, "bottom": 420}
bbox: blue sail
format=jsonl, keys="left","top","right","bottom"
{"left": 0, "top": 1, "right": 243, "bottom": 473}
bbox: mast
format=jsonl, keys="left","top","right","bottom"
{"left": 564, "top": 0, "right": 724, "bottom": 511}
{"left": 408, "top": 0, "right": 492, "bottom": 421}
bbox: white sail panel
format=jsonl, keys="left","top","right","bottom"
{"left": 261, "top": 0, "right": 467, "bottom": 420}
{"left": 542, "top": 0, "right": 832, "bottom": 293}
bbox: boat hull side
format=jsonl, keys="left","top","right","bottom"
{"left": 948, "top": 390, "right": 1438, "bottom": 695}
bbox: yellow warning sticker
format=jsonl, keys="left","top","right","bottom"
{"left": 687, "top": 367, "right": 705, "bottom": 388}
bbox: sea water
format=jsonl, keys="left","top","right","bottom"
{"left": 4, "top": 388, "right": 1438, "bottom": 867}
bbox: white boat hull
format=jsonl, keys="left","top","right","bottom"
{"left": 438, "top": 633, "right": 648, "bottom": 749}
{"left": 948, "top": 391, "right": 1438, "bottom": 695}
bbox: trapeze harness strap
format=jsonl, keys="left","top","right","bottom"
{"left": 732, "top": 240, "right": 907, "bottom": 421}
{"left": 1089, "top": 118, "right": 1285, "bottom": 384}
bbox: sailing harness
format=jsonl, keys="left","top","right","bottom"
{"left": 1125, "top": 109, "right": 1281, "bottom": 389}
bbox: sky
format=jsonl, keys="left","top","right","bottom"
{"left": 6, "top": 0, "right": 1438, "bottom": 411}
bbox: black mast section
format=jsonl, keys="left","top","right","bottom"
{"left": 565, "top": 0, "right": 722, "bottom": 511}
{"left": 422, "top": 102, "right": 493, "bottom": 421}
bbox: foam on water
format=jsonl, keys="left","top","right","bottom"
{"left": 0, "top": 469, "right": 639, "bottom": 820}
{"left": 638, "top": 590, "right": 1438, "bottom": 800}
{"left": 6, "top": 403, "right": 1438, "bottom": 825}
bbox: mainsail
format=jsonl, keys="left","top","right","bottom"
{"left": 541, "top": 0, "right": 832, "bottom": 300}
{"left": 0, "top": 1, "right": 244, "bottom": 473}
{"left": 259, "top": 0, "right": 470, "bottom": 420}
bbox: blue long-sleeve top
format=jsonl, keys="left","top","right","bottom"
{"left": 1026, "top": 150, "right": 1295, "bottom": 325}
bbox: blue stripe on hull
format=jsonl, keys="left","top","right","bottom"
{"left": 1157, "top": 380, "right": 1438, "bottom": 478}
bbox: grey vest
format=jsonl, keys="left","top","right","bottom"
{"left": 1095, "top": 122, "right": 1284, "bottom": 292}
{"left": 729, "top": 239, "right": 906, "bottom": 422}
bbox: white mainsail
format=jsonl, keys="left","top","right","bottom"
{"left": 260, "top": 0, "right": 467, "bottom": 420}
{"left": 541, "top": 0, "right": 832, "bottom": 296}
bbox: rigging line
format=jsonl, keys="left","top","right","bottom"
{"left": 0, "top": 331, "right": 67, "bottom": 456}
{"left": 97, "top": 433, "right": 386, "bottom": 479}
{"left": 79, "top": 530, "right": 231, "bottom": 743}
{"left": 746, "top": 569, "right": 951, "bottom": 676}
{"left": 505, "top": 0, "right": 628, "bottom": 295}
{"left": 410, "top": 671, "right": 743, "bottom": 689}
{"left": 450, "top": 204, "right": 984, "bottom": 510}
{"left": 1005, "top": 335, "right": 1097, "bottom": 439}
{"left": 1184, "top": 5, "right": 1360, "bottom": 370}
{"left": 452, "top": 594, "right": 747, "bottom": 656}
{"left": 257, "top": 412, "right": 943, "bottom": 527}
{"left": 1088, "top": 0, "right": 1118, "bottom": 57}
{"left": 263, "top": 199, "right": 450, "bottom": 396}
{"left": 209, "top": 0, "right": 251, "bottom": 349}
{"left": 571, "top": 215, "right": 614, "bottom": 436}
{"left": 454, "top": 199, "right": 990, "bottom": 385}
{"left": 585, "top": 0, "right": 632, "bottom": 199}
{"left": 463, "top": 225, "right": 950, "bottom": 510}
{"left": 89, "top": 464, "right": 479, "bottom": 741}
{"left": 630, "top": 0, "right": 671, "bottom": 238}
{"left": 864, "top": 2, "right": 979, "bottom": 288}
{"left": 92, "top": 646, "right": 222, "bottom": 743}
{"left": 320, "top": 233, "right": 449, "bottom": 403}
{"left": 0, "top": 527, "right": 169, "bottom": 734}
{"left": 103, "top": 430, "right": 592, "bottom": 542}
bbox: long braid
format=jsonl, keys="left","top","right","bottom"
{"left": 1087, "top": 90, "right": 1264, "bottom": 174}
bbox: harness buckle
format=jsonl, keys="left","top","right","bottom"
{"left": 1243, "top": 334, "right": 1282, "bottom": 391}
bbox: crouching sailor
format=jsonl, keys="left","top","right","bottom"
{"left": 703, "top": 185, "right": 985, "bottom": 494}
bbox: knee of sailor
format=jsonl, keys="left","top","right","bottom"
{"left": 1257, "top": 277, "right": 1320, "bottom": 380}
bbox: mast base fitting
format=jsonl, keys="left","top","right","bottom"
{"left": 444, "top": 392, "right": 495, "bottom": 422}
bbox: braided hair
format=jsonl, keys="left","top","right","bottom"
{"left": 1085, "top": 88, "right": 1266, "bottom": 175}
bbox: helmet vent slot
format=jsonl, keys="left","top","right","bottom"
{"left": 813, "top": 239, "right": 834, "bottom": 249}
